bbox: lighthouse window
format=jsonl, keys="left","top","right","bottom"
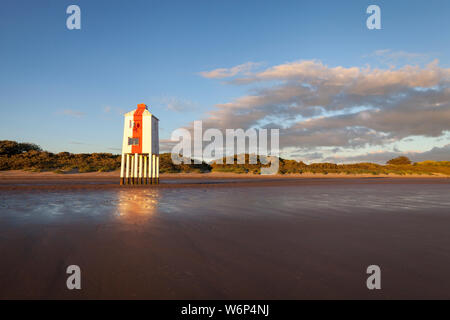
{"left": 128, "top": 137, "right": 139, "bottom": 145}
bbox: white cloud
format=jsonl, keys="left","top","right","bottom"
{"left": 199, "top": 62, "right": 261, "bottom": 79}
{"left": 60, "top": 109, "right": 85, "bottom": 118}
{"left": 367, "top": 49, "right": 432, "bottom": 66}
{"left": 160, "top": 96, "right": 197, "bottom": 112}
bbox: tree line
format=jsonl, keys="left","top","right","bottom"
{"left": 1, "top": 140, "right": 449, "bottom": 175}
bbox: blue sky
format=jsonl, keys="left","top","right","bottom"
{"left": 0, "top": 0, "right": 449, "bottom": 162}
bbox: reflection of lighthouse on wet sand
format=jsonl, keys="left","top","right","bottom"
{"left": 120, "top": 104, "right": 159, "bottom": 185}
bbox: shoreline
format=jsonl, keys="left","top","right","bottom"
{"left": 1, "top": 169, "right": 449, "bottom": 179}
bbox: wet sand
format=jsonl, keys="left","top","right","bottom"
{"left": 1, "top": 172, "right": 450, "bottom": 299}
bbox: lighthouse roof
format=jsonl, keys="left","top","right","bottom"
{"left": 123, "top": 104, "right": 159, "bottom": 120}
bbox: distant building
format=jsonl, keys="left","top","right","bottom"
{"left": 120, "top": 104, "right": 159, "bottom": 184}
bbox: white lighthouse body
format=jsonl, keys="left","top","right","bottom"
{"left": 120, "top": 104, "right": 159, "bottom": 185}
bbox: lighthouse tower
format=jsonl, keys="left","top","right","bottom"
{"left": 120, "top": 104, "right": 159, "bottom": 185}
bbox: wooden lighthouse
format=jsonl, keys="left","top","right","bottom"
{"left": 120, "top": 104, "right": 159, "bottom": 185}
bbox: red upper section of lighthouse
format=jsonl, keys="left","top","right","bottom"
{"left": 131, "top": 104, "right": 147, "bottom": 154}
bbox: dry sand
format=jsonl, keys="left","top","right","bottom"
{"left": 0, "top": 170, "right": 448, "bottom": 192}
{"left": 1, "top": 169, "right": 448, "bottom": 180}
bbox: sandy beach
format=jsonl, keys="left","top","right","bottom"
{"left": 1, "top": 171, "right": 450, "bottom": 299}
{"left": 0, "top": 170, "right": 448, "bottom": 191}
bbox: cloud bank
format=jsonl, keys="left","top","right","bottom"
{"left": 195, "top": 58, "right": 450, "bottom": 161}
